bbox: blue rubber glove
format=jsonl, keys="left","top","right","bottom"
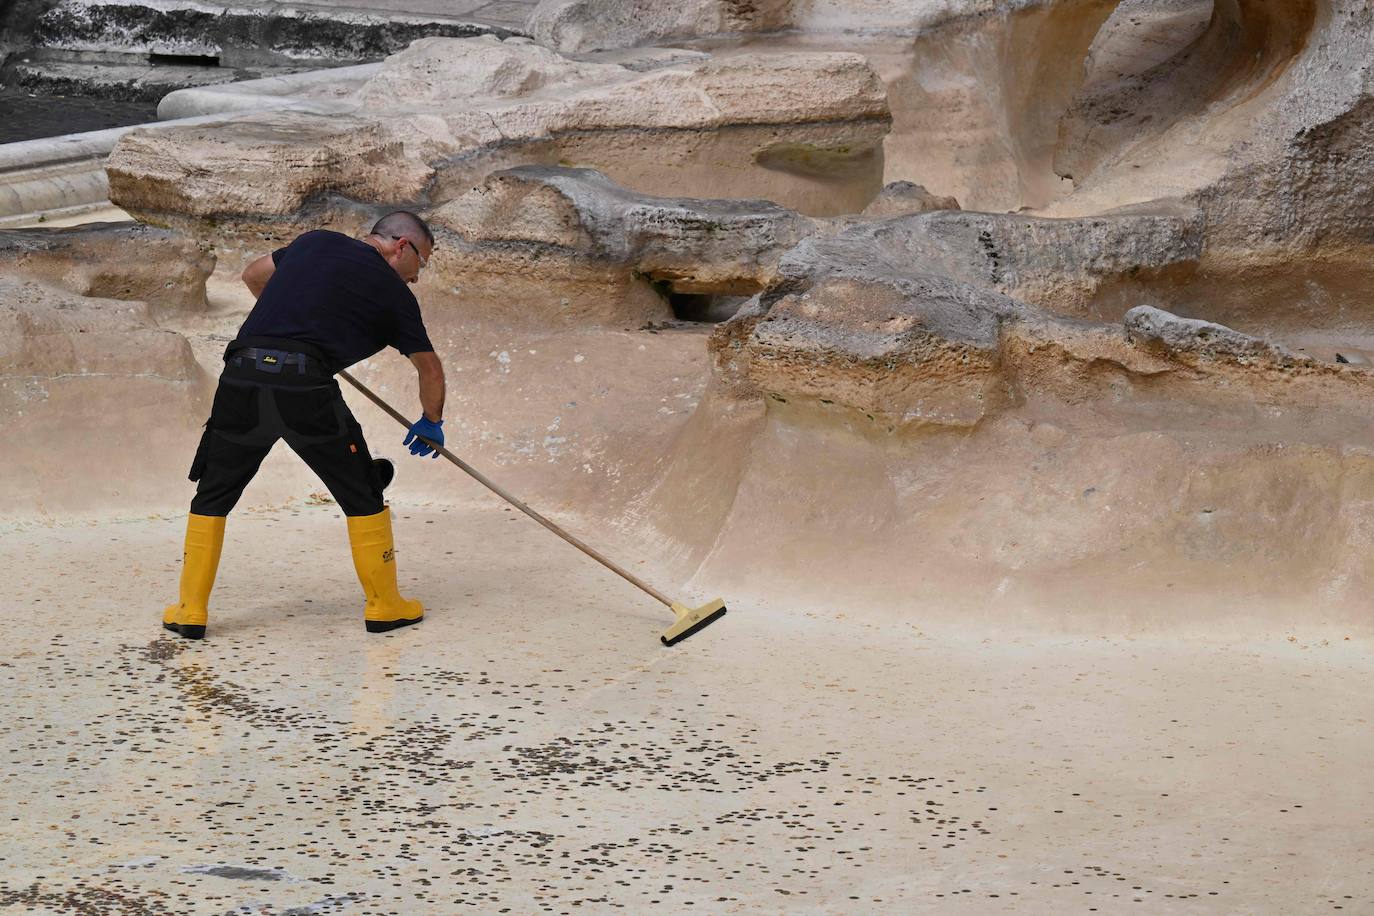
{"left": 404, "top": 416, "right": 444, "bottom": 458}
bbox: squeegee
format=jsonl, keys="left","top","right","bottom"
{"left": 339, "top": 370, "right": 727, "bottom": 646}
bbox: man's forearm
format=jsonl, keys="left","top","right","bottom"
{"left": 418, "top": 368, "right": 445, "bottom": 423}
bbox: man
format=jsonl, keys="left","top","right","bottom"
{"left": 161, "top": 211, "right": 446, "bottom": 639}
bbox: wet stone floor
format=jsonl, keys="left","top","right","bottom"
{"left": 1, "top": 503, "right": 1371, "bottom": 913}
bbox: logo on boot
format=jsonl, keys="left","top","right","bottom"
{"left": 382, "top": 548, "right": 395, "bottom": 563}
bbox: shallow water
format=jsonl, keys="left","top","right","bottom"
{"left": 0, "top": 89, "right": 157, "bottom": 143}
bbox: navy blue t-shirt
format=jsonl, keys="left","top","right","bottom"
{"left": 234, "top": 230, "right": 434, "bottom": 369}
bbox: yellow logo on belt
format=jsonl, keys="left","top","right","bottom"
{"left": 262, "top": 355, "right": 278, "bottom": 364}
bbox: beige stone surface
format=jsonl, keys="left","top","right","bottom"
{"left": 860, "top": 180, "right": 960, "bottom": 218}
{"left": 354, "top": 34, "right": 620, "bottom": 105}
{"left": 7, "top": 1, "right": 1374, "bottom": 907}
{"left": 106, "top": 112, "right": 435, "bottom": 221}
{"left": 783, "top": 206, "right": 1204, "bottom": 313}
{"left": 425, "top": 165, "right": 819, "bottom": 325}
{"left": 107, "top": 39, "right": 892, "bottom": 224}
{"left": 3, "top": 505, "right": 1372, "bottom": 911}
{"left": 527, "top": 0, "right": 1049, "bottom": 52}
{"left": 10, "top": 2, "right": 1374, "bottom": 914}
{"left": 0, "top": 221, "right": 215, "bottom": 315}
{"left": 0, "top": 277, "right": 211, "bottom": 514}
{"left": 685, "top": 5, "right": 1118, "bottom": 214}
{"left": 727, "top": 274, "right": 1025, "bottom": 428}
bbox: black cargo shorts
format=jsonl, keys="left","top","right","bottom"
{"left": 188, "top": 349, "right": 385, "bottom": 517}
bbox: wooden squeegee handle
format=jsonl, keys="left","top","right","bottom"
{"left": 338, "top": 369, "right": 674, "bottom": 609}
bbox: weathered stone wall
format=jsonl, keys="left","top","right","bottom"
{"left": 0, "top": 222, "right": 214, "bottom": 316}
{"left": 426, "top": 166, "right": 819, "bottom": 326}
{"left": 106, "top": 38, "right": 893, "bottom": 225}
{"left": 0, "top": 276, "right": 211, "bottom": 514}
{"left": 526, "top": 0, "right": 1057, "bottom": 52}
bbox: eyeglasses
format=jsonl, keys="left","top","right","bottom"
{"left": 391, "top": 236, "right": 429, "bottom": 269}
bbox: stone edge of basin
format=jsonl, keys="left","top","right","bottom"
{"left": 155, "top": 62, "right": 379, "bottom": 118}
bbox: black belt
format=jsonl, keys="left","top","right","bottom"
{"left": 227, "top": 347, "right": 333, "bottom": 379}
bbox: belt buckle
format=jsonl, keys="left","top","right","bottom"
{"left": 256, "top": 349, "right": 286, "bottom": 374}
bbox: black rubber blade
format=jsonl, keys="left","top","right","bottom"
{"left": 660, "top": 604, "right": 727, "bottom": 647}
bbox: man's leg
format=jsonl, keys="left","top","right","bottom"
{"left": 164, "top": 382, "right": 276, "bottom": 639}
{"left": 162, "top": 515, "right": 225, "bottom": 640}
{"left": 277, "top": 386, "right": 423, "bottom": 632}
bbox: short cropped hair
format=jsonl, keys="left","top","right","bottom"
{"left": 370, "top": 211, "right": 434, "bottom": 247}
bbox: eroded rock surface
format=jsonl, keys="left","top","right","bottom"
{"left": 1123, "top": 306, "right": 1297, "bottom": 365}
{"left": 107, "top": 37, "right": 891, "bottom": 226}
{"left": 426, "top": 165, "right": 819, "bottom": 325}
{"left": 860, "top": 181, "right": 960, "bottom": 219}
{"left": 777, "top": 208, "right": 1202, "bottom": 314}
{"left": 107, "top": 111, "right": 435, "bottom": 223}
{"left": 708, "top": 205, "right": 1368, "bottom": 431}
{"left": 1041, "top": 0, "right": 1374, "bottom": 261}
{"left": 0, "top": 277, "right": 210, "bottom": 512}
{"left": 725, "top": 274, "right": 1028, "bottom": 427}
{"left": 355, "top": 35, "right": 618, "bottom": 105}
{"left": 527, "top": 0, "right": 1048, "bottom": 53}
{"left": 0, "top": 222, "right": 214, "bottom": 315}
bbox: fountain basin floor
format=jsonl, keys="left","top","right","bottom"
{"left": 0, "top": 503, "right": 1370, "bottom": 913}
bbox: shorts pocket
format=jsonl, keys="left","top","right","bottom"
{"left": 187, "top": 423, "right": 212, "bottom": 482}
{"left": 274, "top": 383, "right": 345, "bottom": 438}
{"left": 208, "top": 380, "right": 261, "bottom": 435}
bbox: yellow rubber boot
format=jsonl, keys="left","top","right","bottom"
{"left": 347, "top": 508, "right": 424, "bottom": 633}
{"left": 161, "top": 514, "right": 226, "bottom": 640}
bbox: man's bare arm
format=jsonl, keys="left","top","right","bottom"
{"left": 241, "top": 254, "right": 276, "bottom": 299}
{"left": 409, "top": 351, "right": 446, "bottom": 423}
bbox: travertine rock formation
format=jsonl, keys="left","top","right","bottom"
{"left": 33, "top": 0, "right": 516, "bottom": 66}
{"left": 427, "top": 165, "right": 819, "bottom": 325}
{"left": 703, "top": 198, "right": 1367, "bottom": 432}
{"left": 0, "top": 277, "right": 210, "bottom": 513}
{"left": 107, "top": 37, "right": 892, "bottom": 225}
{"left": 719, "top": 273, "right": 1029, "bottom": 427}
{"left": 0, "top": 222, "right": 214, "bottom": 316}
{"left": 529, "top": 0, "right": 1366, "bottom": 258}
{"left": 1041, "top": 0, "right": 1368, "bottom": 260}
{"left": 106, "top": 111, "right": 435, "bottom": 223}
{"left": 526, "top": 0, "right": 1048, "bottom": 53}
{"left": 860, "top": 182, "right": 960, "bottom": 219}
{"left": 774, "top": 208, "right": 1202, "bottom": 316}
{"left": 354, "top": 35, "right": 618, "bottom": 105}
{"left": 33, "top": 0, "right": 1374, "bottom": 627}
{"left": 1123, "top": 306, "right": 1299, "bottom": 366}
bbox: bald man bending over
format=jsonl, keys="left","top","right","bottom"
{"left": 161, "top": 211, "right": 446, "bottom": 639}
